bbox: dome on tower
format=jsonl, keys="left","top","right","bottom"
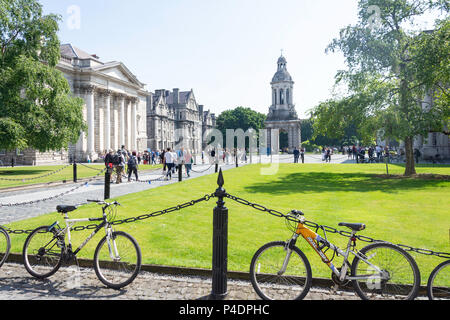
{"left": 272, "top": 55, "right": 293, "bottom": 82}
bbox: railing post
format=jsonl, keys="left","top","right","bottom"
{"left": 104, "top": 166, "right": 111, "bottom": 200}
{"left": 178, "top": 164, "right": 183, "bottom": 182}
{"left": 210, "top": 168, "right": 228, "bottom": 300}
{"left": 73, "top": 160, "right": 77, "bottom": 183}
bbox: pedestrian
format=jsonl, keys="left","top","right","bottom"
{"left": 414, "top": 148, "right": 421, "bottom": 164}
{"left": 293, "top": 147, "right": 300, "bottom": 163}
{"left": 104, "top": 149, "right": 114, "bottom": 171}
{"left": 300, "top": 147, "right": 305, "bottom": 164}
{"left": 127, "top": 151, "right": 139, "bottom": 182}
{"left": 184, "top": 150, "right": 193, "bottom": 177}
{"left": 164, "top": 148, "right": 175, "bottom": 180}
{"left": 116, "top": 150, "right": 125, "bottom": 184}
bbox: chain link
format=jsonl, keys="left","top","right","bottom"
{"left": 0, "top": 164, "right": 72, "bottom": 182}
{"left": 2, "top": 193, "right": 215, "bottom": 235}
{"left": 0, "top": 168, "right": 106, "bottom": 208}
{"left": 225, "top": 193, "right": 450, "bottom": 259}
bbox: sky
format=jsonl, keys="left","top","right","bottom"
{"left": 38, "top": 0, "right": 438, "bottom": 118}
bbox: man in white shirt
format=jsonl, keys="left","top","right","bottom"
{"left": 164, "top": 148, "right": 178, "bottom": 180}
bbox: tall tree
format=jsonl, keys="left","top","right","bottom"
{"left": 216, "top": 106, "right": 266, "bottom": 148}
{"left": 315, "top": 0, "right": 449, "bottom": 175}
{"left": 0, "top": 0, "right": 86, "bottom": 152}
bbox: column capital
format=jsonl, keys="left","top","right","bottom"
{"left": 81, "top": 85, "right": 97, "bottom": 94}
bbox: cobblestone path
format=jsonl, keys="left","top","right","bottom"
{"left": 0, "top": 263, "right": 361, "bottom": 300}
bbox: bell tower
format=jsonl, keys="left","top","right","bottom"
{"left": 265, "top": 53, "right": 302, "bottom": 152}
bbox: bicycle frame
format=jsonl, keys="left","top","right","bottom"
{"left": 290, "top": 219, "right": 386, "bottom": 283}
{"left": 49, "top": 211, "right": 119, "bottom": 260}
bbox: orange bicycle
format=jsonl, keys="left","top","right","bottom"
{"left": 250, "top": 210, "right": 421, "bottom": 300}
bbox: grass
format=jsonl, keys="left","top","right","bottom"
{"left": 0, "top": 164, "right": 163, "bottom": 189}
{"left": 4, "top": 163, "right": 450, "bottom": 286}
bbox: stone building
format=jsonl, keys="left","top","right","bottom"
{"left": 146, "top": 88, "right": 216, "bottom": 153}
{"left": 0, "top": 44, "right": 150, "bottom": 165}
{"left": 265, "top": 55, "right": 302, "bottom": 152}
{"left": 413, "top": 93, "right": 449, "bottom": 160}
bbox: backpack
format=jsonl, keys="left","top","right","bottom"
{"left": 128, "top": 156, "right": 137, "bottom": 168}
{"left": 112, "top": 154, "right": 121, "bottom": 165}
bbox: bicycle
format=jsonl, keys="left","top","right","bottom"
{"left": 22, "top": 200, "right": 142, "bottom": 289}
{"left": 249, "top": 210, "right": 421, "bottom": 300}
{"left": 0, "top": 226, "right": 11, "bottom": 269}
{"left": 427, "top": 260, "right": 450, "bottom": 300}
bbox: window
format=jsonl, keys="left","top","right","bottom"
{"left": 432, "top": 133, "right": 437, "bottom": 147}
{"left": 286, "top": 89, "right": 290, "bottom": 105}
{"left": 280, "top": 89, "right": 284, "bottom": 105}
{"left": 0, "top": 150, "right": 5, "bottom": 155}
{"left": 16, "top": 149, "right": 23, "bottom": 156}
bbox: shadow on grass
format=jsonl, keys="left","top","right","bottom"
{"left": 0, "top": 169, "right": 51, "bottom": 177}
{"left": 243, "top": 171, "right": 449, "bottom": 195}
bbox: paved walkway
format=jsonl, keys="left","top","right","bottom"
{"left": 0, "top": 263, "right": 360, "bottom": 300}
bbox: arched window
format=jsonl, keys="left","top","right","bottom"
{"left": 286, "top": 89, "right": 290, "bottom": 105}
{"left": 273, "top": 89, "right": 277, "bottom": 105}
{"left": 280, "top": 89, "right": 285, "bottom": 105}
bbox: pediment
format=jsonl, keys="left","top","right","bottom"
{"left": 93, "top": 62, "right": 144, "bottom": 87}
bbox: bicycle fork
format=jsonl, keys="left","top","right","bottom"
{"left": 105, "top": 227, "right": 120, "bottom": 262}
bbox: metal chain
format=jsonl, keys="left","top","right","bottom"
{"left": 0, "top": 164, "right": 72, "bottom": 182}
{"left": 2, "top": 193, "right": 215, "bottom": 235}
{"left": 77, "top": 163, "right": 104, "bottom": 172}
{"left": 0, "top": 168, "right": 106, "bottom": 208}
{"left": 225, "top": 193, "right": 450, "bottom": 259}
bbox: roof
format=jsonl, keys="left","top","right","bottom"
{"left": 272, "top": 55, "right": 293, "bottom": 82}
{"left": 60, "top": 43, "right": 102, "bottom": 62}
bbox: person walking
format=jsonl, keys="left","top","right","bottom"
{"left": 184, "top": 150, "right": 193, "bottom": 177}
{"left": 116, "top": 150, "right": 125, "bottom": 184}
{"left": 293, "top": 147, "right": 300, "bottom": 163}
{"left": 164, "top": 148, "right": 176, "bottom": 180}
{"left": 127, "top": 151, "right": 139, "bottom": 182}
{"left": 300, "top": 147, "right": 305, "bottom": 164}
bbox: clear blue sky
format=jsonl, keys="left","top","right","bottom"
{"left": 39, "top": 1, "right": 363, "bottom": 118}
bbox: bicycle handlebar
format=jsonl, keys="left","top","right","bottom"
{"left": 87, "top": 200, "right": 122, "bottom": 207}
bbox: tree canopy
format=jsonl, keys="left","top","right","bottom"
{"left": 311, "top": 0, "right": 449, "bottom": 175}
{"left": 0, "top": 0, "right": 86, "bottom": 152}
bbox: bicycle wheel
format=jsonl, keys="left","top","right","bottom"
{"left": 250, "top": 241, "right": 312, "bottom": 300}
{"left": 0, "top": 227, "right": 11, "bottom": 268}
{"left": 351, "top": 242, "right": 420, "bottom": 300}
{"left": 427, "top": 260, "right": 450, "bottom": 300}
{"left": 23, "top": 226, "right": 63, "bottom": 279}
{"left": 94, "top": 231, "right": 142, "bottom": 289}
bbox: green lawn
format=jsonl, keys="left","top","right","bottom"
{"left": 0, "top": 164, "right": 163, "bottom": 189}
{"left": 4, "top": 163, "right": 450, "bottom": 285}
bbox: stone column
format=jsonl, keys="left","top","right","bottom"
{"left": 104, "top": 90, "right": 112, "bottom": 151}
{"left": 85, "top": 85, "right": 96, "bottom": 159}
{"left": 119, "top": 95, "right": 126, "bottom": 148}
{"left": 126, "top": 98, "right": 132, "bottom": 149}
{"left": 131, "top": 98, "right": 137, "bottom": 151}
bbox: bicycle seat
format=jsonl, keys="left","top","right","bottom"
{"left": 56, "top": 205, "right": 77, "bottom": 214}
{"left": 339, "top": 222, "right": 366, "bottom": 232}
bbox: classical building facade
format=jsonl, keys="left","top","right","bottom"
{"left": 0, "top": 44, "right": 150, "bottom": 165}
{"left": 146, "top": 88, "right": 216, "bottom": 153}
{"left": 265, "top": 55, "right": 302, "bottom": 152}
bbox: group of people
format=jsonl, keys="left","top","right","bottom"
{"left": 293, "top": 147, "right": 306, "bottom": 163}
{"left": 344, "top": 145, "right": 390, "bottom": 163}
{"left": 104, "top": 146, "right": 139, "bottom": 183}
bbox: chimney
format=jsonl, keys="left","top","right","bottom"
{"left": 173, "top": 88, "right": 179, "bottom": 105}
